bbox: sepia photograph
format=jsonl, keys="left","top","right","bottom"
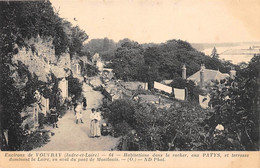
{"left": 0, "top": 0, "right": 259, "bottom": 163}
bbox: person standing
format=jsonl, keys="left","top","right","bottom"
{"left": 73, "top": 98, "right": 77, "bottom": 115}
{"left": 95, "top": 109, "right": 101, "bottom": 137}
{"left": 50, "top": 108, "right": 59, "bottom": 128}
{"left": 75, "top": 102, "right": 83, "bottom": 124}
{"left": 90, "top": 108, "right": 101, "bottom": 137}
{"left": 82, "top": 97, "right": 87, "bottom": 110}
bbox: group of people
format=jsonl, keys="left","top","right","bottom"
{"left": 50, "top": 94, "right": 111, "bottom": 138}
{"left": 73, "top": 97, "right": 102, "bottom": 138}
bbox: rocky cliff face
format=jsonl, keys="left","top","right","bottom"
{"left": 12, "top": 36, "right": 71, "bottom": 83}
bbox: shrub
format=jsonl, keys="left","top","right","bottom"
{"left": 38, "top": 113, "right": 48, "bottom": 129}
{"left": 113, "top": 121, "right": 132, "bottom": 137}
{"left": 20, "top": 131, "right": 50, "bottom": 151}
{"left": 107, "top": 99, "right": 136, "bottom": 126}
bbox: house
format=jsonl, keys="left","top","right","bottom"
{"left": 184, "top": 64, "right": 236, "bottom": 108}
{"left": 120, "top": 81, "right": 148, "bottom": 91}
{"left": 187, "top": 64, "right": 235, "bottom": 88}
{"left": 101, "top": 80, "right": 135, "bottom": 102}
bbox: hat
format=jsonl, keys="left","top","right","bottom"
{"left": 215, "top": 124, "right": 224, "bottom": 131}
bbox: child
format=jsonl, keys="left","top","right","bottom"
{"left": 75, "top": 102, "right": 83, "bottom": 124}
{"left": 50, "top": 108, "right": 59, "bottom": 128}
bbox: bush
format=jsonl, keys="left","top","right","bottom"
{"left": 102, "top": 99, "right": 137, "bottom": 139}
{"left": 20, "top": 131, "right": 50, "bottom": 151}
{"left": 113, "top": 121, "right": 132, "bottom": 137}
{"left": 103, "top": 98, "right": 204, "bottom": 150}
{"left": 103, "top": 98, "right": 211, "bottom": 151}
{"left": 107, "top": 99, "right": 136, "bottom": 126}
{"left": 38, "top": 113, "right": 48, "bottom": 129}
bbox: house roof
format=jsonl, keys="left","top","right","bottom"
{"left": 161, "top": 80, "right": 173, "bottom": 85}
{"left": 187, "top": 69, "right": 229, "bottom": 84}
{"left": 121, "top": 81, "right": 145, "bottom": 91}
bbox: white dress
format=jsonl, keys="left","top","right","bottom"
{"left": 75, "top": 104, "right": 82, "bottom": 120}
{"left": 90, "top": 112, "right": 101, "bottom": 137}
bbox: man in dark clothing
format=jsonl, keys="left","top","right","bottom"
{"left": 82, "top": 97, "right": 87, "bottom": 110}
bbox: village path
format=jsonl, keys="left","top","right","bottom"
{"left": 34, "top": 83, "right": 119, "bottom": 151}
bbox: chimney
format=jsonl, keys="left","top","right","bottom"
{"left": 182, "top": 64, "right": 186, "bottom": 79}
{"left": 230, "top": 67, "right": 236, "bottom": 79}
{"left": 200, "top": 64, "right": 205, "bottom": 88}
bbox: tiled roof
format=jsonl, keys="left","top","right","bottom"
{"left": 188, "top": 69, "right": 229, "bottom": 84}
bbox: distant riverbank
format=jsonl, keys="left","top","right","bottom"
{"left": 202, "top": 46, "right": 260, "bottom": 64}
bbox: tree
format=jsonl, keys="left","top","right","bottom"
{"left": 112, "top": 41, "right": 145, "bottom": 81}
{"left": 142, "top": 40, "right": 232, "bottom": 82}
{"left": 82, "top": 37, "right": 116, "bottom": 61}
{"left": 117, "top": 38, "right": 133, "bottom": 47}
{"left": 68, "top": 74, "right": 83, "bottom": 102}
{"left": 207, "top": 55, "right": 259, "bottom": 150}
{"left": 68, "top": 26, "right": 88, "bottom": 58}
{"left": 103, "top": 37, "right": 110, "bottom": 51}
{"left": 0, "top": 0, "right": 83, "bottom": 150}
{"left": 108, "top": 39, "right": 235, "bottom": 83}
{"left": 211, "top": 47, "right": 219, "bottom": 59}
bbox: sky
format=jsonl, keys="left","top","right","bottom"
{"left": 50, "top": 0, "right": 260, "bottom": 44}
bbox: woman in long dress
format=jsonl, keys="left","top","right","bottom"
{"left": 95, "top": 109, "right": 101, "bottom": 137}
{"left": 90, "top": 108, "right": 101, "bottom": 137}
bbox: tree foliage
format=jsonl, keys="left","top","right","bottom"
{"left": 211, "top": 47, "right": 219, "bottom": 59}
{"left": 0, "top": 1, "right": 70, "bottom": 56}
{"left": 0, "top": 0, "right": 86, "bottom": 150}
{"left": 110, "top": 39, "right": 234, "bottom": 83}
{"left": 104, "top": 99, "right": 210, "bottom": 151}
{"left": 103, "top": 55, "right": 259, "bottom": 151}
{"left": 82, "top": 37, "right": 116, "bottom": 61}
{"left": 67, "top": 74, "right": 83, "bottom": 102}
{"left": 112, "top": 41, "right": 145, "bottom": 81}
{"left": 207, "top": 54, "right": 259, "bottom": 150}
